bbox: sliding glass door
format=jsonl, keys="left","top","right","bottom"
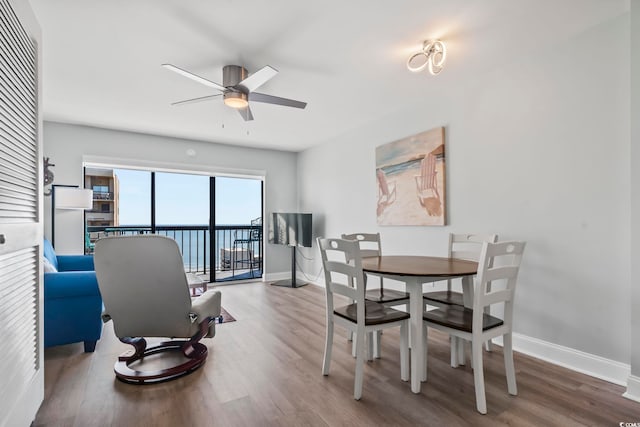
{"left": 213, "top": 177, "right": 263, "bottom": 282}
{"left": 85, "top": 166, "right": 263, "bottom": 283}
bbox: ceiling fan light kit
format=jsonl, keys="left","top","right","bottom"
{"left": 407, "top": 39, "right": 446, "bottom": 75}
{"left": 162, "top": 63, "right": 306, "bottom": 121}
{"left": 224, "top": 92, "right": 248, "bottom": 109}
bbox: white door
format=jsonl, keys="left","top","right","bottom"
{"left": 0, "top": 0, "right": 44, "bottom": 425}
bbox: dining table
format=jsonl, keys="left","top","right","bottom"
{"left": 361, "top": 255, "right": 479, "bottom": 393}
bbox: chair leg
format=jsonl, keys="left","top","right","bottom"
{"left": 450, "top": 336, "right": 459, "bottom": 368}
{"left": 472, "top": 340, "right": 487, "bottom": 414}
{"left": 421, "top": 323, "right": 428, "bottom": 381}
{"left": 373, "top": 331, "right": 381, "bottom": 359}
{"left": 457, "top": 338, "right": 466, "bottom": 366}
{"left": 84, "top": 340, "right": 97, "bottom": 353}
{"left": 352, "top": 335, "right": 357, "bottom": 358}
{"left": 400, "top": 323, "right": 409, "bottom": 381}
{"left": 503, "top": 333, "right": 518, "bottom": 396}
{"left": 322, "top": 319, "right": 334, "bottom": 376}
{"left": 484, "top": 306, "right": 493, "bottom": 351}
{"left": 354, "top": 331, "right": 365, "bottom": 400}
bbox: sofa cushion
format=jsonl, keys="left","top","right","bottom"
{"left": 43, "top": 239, "right": 58, "bottom": 270}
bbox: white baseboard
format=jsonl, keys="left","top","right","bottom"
{"left": 263, "top": 272, "right": 292, "bottom": 282}
{"left": 493, "top": 333, "right": 630, "bottom": 386}
{"left": 623, "top": 375, "right": 640, "bottom": 402}
{"left": 263, "top": 272, "right": 323, "bottom": 286}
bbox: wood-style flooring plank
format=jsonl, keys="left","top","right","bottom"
{"left": 34, "top": 282, "right": 640, "bottom": 427}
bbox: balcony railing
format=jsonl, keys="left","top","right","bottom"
{"left": 86, "top": 224, "right": 262, "bottom": 280}
{"left": 93, "top": 191, "right": 114, "bottom": 200}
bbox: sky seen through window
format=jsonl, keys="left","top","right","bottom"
{"left": 115, "top": 169, "right": 261, "bottom": 226}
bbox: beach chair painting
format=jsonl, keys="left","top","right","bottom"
{"left": 375, "top": 127, "right": 446, "bottom": 226}
{"left": 376, "top": 168, "right": 397, "bottom": 216}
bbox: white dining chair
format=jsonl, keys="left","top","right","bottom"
{"left": 317, "top": 237, "right": 409, "bottom": 400}
{"left": 423, "top": 233, "right": 498, "bottom": 365}
{"left": 342, "top": 232, "right": 410, "bottom": 359}
{"left": 422, "top": 240, "right": 526, "bottom": 414}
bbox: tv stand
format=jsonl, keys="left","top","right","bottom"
{"left": 271, "top": 246, "right": 307, "bottom": 288}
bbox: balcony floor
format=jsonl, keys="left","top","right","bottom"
{"left": 188, "top": 268, "right": 263, "bottom": 293}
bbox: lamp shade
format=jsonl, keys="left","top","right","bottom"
{"left": 55, "top": 187, "right": 93, "bottom": 210}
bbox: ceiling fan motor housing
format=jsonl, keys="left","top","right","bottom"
{"left": 223, "top": 65, "right": 248, "bottom": 105}
{"left": 223, "top": 65, "right": 247, "bottom": 88}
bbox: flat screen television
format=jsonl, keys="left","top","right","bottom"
{"left": 269, "top": 212, "right": 312, "bottom": 248}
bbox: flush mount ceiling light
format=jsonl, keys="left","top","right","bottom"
{"left": 407, "top": 40, "right": 447, "bottom": 75}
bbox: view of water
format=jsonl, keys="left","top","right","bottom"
{"left": 155, "top": 226, "right": 261, "bottom": 273}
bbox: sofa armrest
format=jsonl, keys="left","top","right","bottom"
{"left": 44, "top": 271, "right": 100, "bottom": 299}
{"left": 57, "top": 255, "right": 95, "bottom": 272}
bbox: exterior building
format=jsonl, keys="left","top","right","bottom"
{"left": 84, "top": 168, "right": 119, "bottom": 250}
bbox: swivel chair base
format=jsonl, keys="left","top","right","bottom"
{"left": 114, "top": 319, "right": 212, "bottom": 384}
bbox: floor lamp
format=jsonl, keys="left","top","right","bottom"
{"left": 51, "top": 185, "right": 93, "bottom": 248}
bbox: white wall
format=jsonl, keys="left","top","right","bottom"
{"left": 43, "top": 121, "right": 298, "bottom": 275}
{"left": 298, "top": 13, "right": 632, "bottom": 369}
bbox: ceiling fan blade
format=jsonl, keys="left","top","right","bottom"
{"left": 238, "top": 105, "right": 254, "bottom": 121}
{"left": 238, "top": 65, "right": 278, "bottom": 93}
{"left": 171, "top": 94, "right": 222, "bottom": 106}
{"left": 249, "top": 92, "right": 307, "bottom": 109}
{"left": 162, "top": 64, "right": 226, "bottom": 92}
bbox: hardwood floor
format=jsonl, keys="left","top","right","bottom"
{"left": 35, "top": 282, "right": 639, "bottom": 427}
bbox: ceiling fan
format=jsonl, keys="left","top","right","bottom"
{"left": 162, "top": 63, "right": 307, "bottom": 121}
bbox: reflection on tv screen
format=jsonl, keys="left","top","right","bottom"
{"left": 269, "top": 213, "right": 312, "bottom": 248}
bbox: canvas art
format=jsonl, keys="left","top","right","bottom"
{"left": 375, "top": 127, "right": 446, "bottom": 226}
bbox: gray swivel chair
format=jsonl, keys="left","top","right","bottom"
{"left": 94, "top": 235, "right": 221, "bottom": 384}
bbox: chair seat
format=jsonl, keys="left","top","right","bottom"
{"left": 423, "top": 305, "right": 503, "bottom": 333}
{"left": 365, "top": 288, "right": 410, "bottom": 304}
{"left": 335, "top": 300, "right": 410, "bottom": 326}
{"left": 423, "top": 290, "right": 464, "bottom": 306}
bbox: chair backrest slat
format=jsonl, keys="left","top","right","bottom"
{"left": 328, "top": 281, "right": 358, "bottom": 300}
{"left": 483, "top": 289, "right": 514, "bottom": 306}
{"left": 324, "top": 259, "right": 357, "bottom": 279}
{"left": 483, "top": 266, "right": 520, "bottom": 283}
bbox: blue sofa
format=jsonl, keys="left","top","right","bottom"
{"left": 44, "top": 239, "right": 103, "bottom": 352}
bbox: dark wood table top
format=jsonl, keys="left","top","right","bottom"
{"left": 361, "top": 255, "right": 478, "bottom": 277}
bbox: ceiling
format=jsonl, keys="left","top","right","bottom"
{"left": 30, "top": 0, "right": 628, "bottom": 152}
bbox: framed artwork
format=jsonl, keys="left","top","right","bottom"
{"left": 375, "top": 127, "right": 446, "bottom": 226}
